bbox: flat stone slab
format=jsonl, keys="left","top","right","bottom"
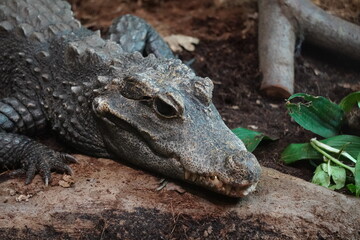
{"left": 0, "top": 155, "right": 359, "bottom": 239}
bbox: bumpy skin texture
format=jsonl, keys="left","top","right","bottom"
{"left": 108, "top": 15, "right": 176, "bottom": 59}
{"left": 0, "top": 0, "right": 261, "bottom": 197}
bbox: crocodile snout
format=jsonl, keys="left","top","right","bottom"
{"left": 225, "top": 151, "right": 261, "bottom": 185}
{"left": 182, "top": 150, "right": 261, "bottom": 197}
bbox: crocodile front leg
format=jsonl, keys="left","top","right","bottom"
{"left": 0, "top": 96, "right": 76, "bottom": 185}
{"left": 0, "top": 132, "right": 76, "bottom": 184}
{"left": 108, "top": 14, "right": 176, "bottom": 58}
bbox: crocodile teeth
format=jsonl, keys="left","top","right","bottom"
{"left": 190, "top": 174, "right": 197, "bottom": 182}
{"left": 183, "top": 170, "right": 256, "bottom": 197}
{"left": 212, "top": 176, "right": 223, "bottom": 188}
{"left": 225, "top": 185, "right": 232, "bottom": 195}
{"left": 242, "top": 183, "right": 257, "bottom": 196}
{"left": 184, "top": 170, "right": 191, "bottom": 180}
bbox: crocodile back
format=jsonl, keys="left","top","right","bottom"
{"left": 0, "top": 0, "right": 122, "bottom": 94}
{"left": 0, "top": 0, "right": 81, "bottom": 97}
{"left": 0, "top": 0, "right": 124, "bottom": 155}
{"left": 0, "top": 0, "right": 80, "bottom": 40}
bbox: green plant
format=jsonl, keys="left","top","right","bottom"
{"left": 232, "top": 128, "right": 275, "bottom": 152}
{"left": 281, "top": 92, "right": 360, "bottom": 196}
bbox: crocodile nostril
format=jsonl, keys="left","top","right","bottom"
{"left": 225, "top": 151, "right": 248, "bottom": 167}
{"left": 225, "top": 151, "right": 261, "bottom": 182}
{"left": 225, "top": 155, "right": 235, "bottom": 168}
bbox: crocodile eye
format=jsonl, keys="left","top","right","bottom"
{"left": 153, "top": 97, "right": 178, "bottom": 118}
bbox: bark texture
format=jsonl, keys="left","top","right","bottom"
{"left": 0, "top": 155, "right": 359, "bottom": 239}
{"left": 258, "top": 0, "right": 295, "bottom": 98}
{"left": 258, "top": 0, "right": 360, "bottom": 98}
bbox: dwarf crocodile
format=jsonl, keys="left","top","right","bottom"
{"left": 0, "top": 0, "right": 261, "bottom": 197}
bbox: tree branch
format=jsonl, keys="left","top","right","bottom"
{"left": 258, "top": 0, "right": 360, "bottom": 98}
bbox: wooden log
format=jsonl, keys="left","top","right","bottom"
{"left": 0, "top": 155, "right": 359, "bottom": 239}
{"left": 282, "top": 0, "right": 360, "bottom": 60}
{"left": 258, "top": 0, "right": 295, "bottom": 98}
{"left": 258, "top": 0, "right": 360, "bottom": 99}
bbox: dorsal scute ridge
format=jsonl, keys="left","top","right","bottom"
{"left": 109, "top": 52, "right": 191, "bottom": 75}
{"left": 0, "top": 0, "right": 80, "bottom": 41}
{"left": 0, "top": 21, "right": 14, "bottom": 32}
{"left": 64, "top": 34, "right": 124, "bottom": 67}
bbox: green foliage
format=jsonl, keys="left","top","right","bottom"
{"left": 338, "top": 91, "right": 360, "bottom": 113}
{"left": 282, "top": 92, "right": 360, "bottom": 196}
{"left": 347, "top": 154, "right": 360, "bottom": 197}
{"left": 312, "top": 162, "right": 346, "bottom": 190}
{"left": 286, "top": 93, "right": 345, "bottom": 138}
{"left": 330, "top": 165, "right": 346, "bottom": 190}
{"left": 281, "top": 135, "right": 360, "bottom": 164}
{"left": 347, "top": 184, "right": 360, "bottom": 197}
{"left": 232, "top": 128, "right": 275, "bottom": 152}
{"left": 312, "top": 164, "right": 330, "bottom": 187}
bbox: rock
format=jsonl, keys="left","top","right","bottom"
{"left": 0, "top": 154, "right": 359, "bottom": 239}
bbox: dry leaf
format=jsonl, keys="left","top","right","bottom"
{"left": 164, "top": 34, "right": 200, "bottom": 52}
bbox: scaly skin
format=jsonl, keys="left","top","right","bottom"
{"left": 0, "top": 0, "right": 261, "bottom": 197}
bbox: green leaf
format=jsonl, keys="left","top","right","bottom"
{"left": 232, "top": 128, "right": 276, "bottom": 152}
{"left": 312, "top": 164, "right": 330, "bottom": 187}
{"left": 329, "top": 166, "right": 346, "bottom": 190}
{"left": 347, "top": 184, "right": 360, "bottom": 197}
{"left": 286, "top": 93, "right": 345, "bottom": 138}
{"left": 281, "top": 135, "right": 360, "bottom": 164}
{"left": 354, "top": 153, "right": 360, "bottom": 196}
{"left": 339, "top": 91, "right": 360, "bottom": 113}
{"left": 321, "top": 161, "right": 330, "bottom": 173}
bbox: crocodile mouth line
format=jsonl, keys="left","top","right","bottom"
{"left": 102, "top": 112, "right": 173, "bottom": 159}
{"left": 102, "top": 112, "right": 257, "bottom": 197}
{"left": 184, "top": 169, "right": 256, "bottom": 197}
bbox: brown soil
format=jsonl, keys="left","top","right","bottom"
{"left": 67, "top": 0, "right": 360, "bottom": 181}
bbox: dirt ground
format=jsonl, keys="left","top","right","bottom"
{"left": 67, "top": 0, "right": 360, "bottom": 182}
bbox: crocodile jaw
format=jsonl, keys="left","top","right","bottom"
{"left": 95, "top": 103, "right": 260, "bottom": 198}
{"left": 184, "top": 169, "right": 258, "bottom": 197}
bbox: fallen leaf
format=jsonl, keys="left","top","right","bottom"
{"left": 164, "top": 34, "right": 200, "bottom": 52}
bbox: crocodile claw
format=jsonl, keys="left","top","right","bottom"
{"left": 19, "top": 144, "right": 77, "bottom": 185}
{"left": 62, "top": 153, "right": 78, "bottom": 164}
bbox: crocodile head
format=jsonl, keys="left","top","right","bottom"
{"left": 92, "top": 53, "right": 261, "bottom": 197}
